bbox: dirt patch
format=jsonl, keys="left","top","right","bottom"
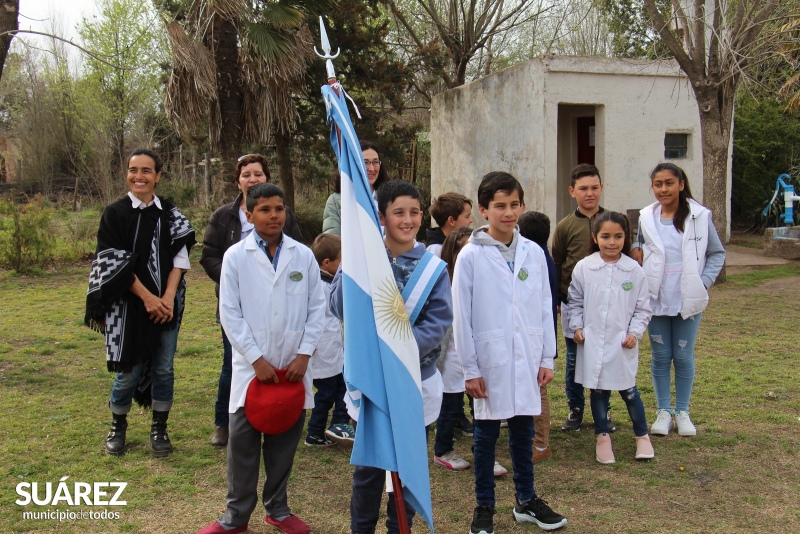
{"left": 731, "top": 275, "right": 800, "bottom": 294}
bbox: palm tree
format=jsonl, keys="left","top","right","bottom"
{"left": 162, "top": 0, "right": 314, "bottom": 202}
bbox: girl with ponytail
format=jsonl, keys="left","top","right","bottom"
{"left": 631, "top": 163, "right": 726, "bottom": 437}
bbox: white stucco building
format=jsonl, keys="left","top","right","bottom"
{"left": 431, "top": 55, "right": 705, "bottom": 226}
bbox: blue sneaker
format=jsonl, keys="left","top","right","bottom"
{"left": 325, "top": 423, "right": 355, "bottom": 442}
{"left": 304, "top": 434, "right": 336, "bottom": 447}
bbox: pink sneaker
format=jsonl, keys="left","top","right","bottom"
{"left": 265, "top": 514, "right": 310, "bottom": 534}
{"left": 196, "top": 521, "right": 247, "bottom": 534}
{"left": 596, "top": 433, "right": 615, "bottom": 464}
{"left": 635, "top": 435, "right": 655, "bottom": 460}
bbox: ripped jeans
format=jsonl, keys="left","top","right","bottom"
{"left": 590, "top": 387, "right": 648, "bottom": 437}
{"left": 648, "top": 314, "right": 702, "bottom": 413}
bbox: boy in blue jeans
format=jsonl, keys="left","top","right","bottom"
{"left": 330, "top": 180, "right": 452, "bottom": 533}
{"left": 453, "top": 172, "right": 567, "bottom": 533}
{"left": 304, "top": 233, "right": 354, "bottom": 446}
{"left": 552, "top": 163, "right": 616, "bottom": 432}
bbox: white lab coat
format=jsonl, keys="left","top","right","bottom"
{"left": 219, "top": 232, "right": 326, "bottom": 412}
{"left": 452, "top": 236, "right": 556, "bottom": 420}
{"left": 309, "top": 277, "right": 344, "bottom": 380}
{"left": 568, "top": 252, "right": 651, "bottom": 391}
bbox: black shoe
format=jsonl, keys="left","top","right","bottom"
{"left": 455, "top": 416, "right": 474, "bottom": 437}
{"left": 562, "top": 407, "right": 583, "bottom": 431}
{"left": 105, "top": 413, "right": 127, "bottom": 455}
{"left": 513, "top": 496, "right": 568, "bottom": 531}
{"left": 150, "top": 410, "right": 172, "bottom": 457}
{"left": 607, "top": 411, "right": 617, "bottom": 433}
{"left": 470, "top": 505, "right": 495, "bottom": 534}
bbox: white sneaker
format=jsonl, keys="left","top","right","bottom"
{"left": 650, "top": 409, "right": 673, "bottom": 436}
{"left": 674, "top": 411, "right": 697, "bottom": 436}
{"left": 434, "top": 450, "right": 470, "bottom": 471}
{"left": 493, "top": 461, "right": 508, "bottom": 477}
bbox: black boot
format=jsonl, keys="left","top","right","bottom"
{"left": 106, "top": 413, "right": 128, "bottom": 455}
{"left": 150, "top": 410, "right": 172, "bottom": 457}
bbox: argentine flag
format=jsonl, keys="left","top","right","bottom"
{"left": 322, "top": 83, "right": 434, "bottom": 531}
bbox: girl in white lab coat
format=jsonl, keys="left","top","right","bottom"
{"left": 569, "top": 212, "right": 653, "bottom": 464}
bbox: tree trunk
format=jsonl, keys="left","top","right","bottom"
{"left": 211, "top": 14, "right": 243, "bottom": 185}
{"left": 275, "top": 129, "right": 294, "bottom": 210}
{"left": 114, "top": 121, "right": 125, "bottom": 181}
{"left": 0, "top": 1, "right": 18, "bottom": 81}
{"left": 694, "top": 84, "right": 734, "bottom": 281}
{"left": 694, "top": 84, "right": 733, "bottom": 244}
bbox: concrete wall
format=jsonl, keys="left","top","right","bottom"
{"left": 431, "top": 56, "right": 703, "bottom": 230}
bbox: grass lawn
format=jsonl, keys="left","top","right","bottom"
{"left": 1, "top": 258, "right": 798, "bottom": 533}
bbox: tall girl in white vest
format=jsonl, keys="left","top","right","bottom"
{"left": 631, "top": 163, "right": 726, "bottom": 437}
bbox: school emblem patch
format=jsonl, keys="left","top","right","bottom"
{"left": 622, "top": 279, "right": 633, "bottom": 291}
{"left": 518, "top": 267, "right": 528, "bottom": 281}
{"left": 289, "top": 271, "right": 303, "bottom": 282}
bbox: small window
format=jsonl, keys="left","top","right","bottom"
{"left": 664, "top": 133, "right": 689, "bottom": 159}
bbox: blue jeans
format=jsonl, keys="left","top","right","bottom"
{"left": 564, "top": 337, "right": 585, "bottom": 410}
{"left": 473, "top": 416, "right": 535, "bottom": 507}
{"left": 109, "top": 309, "right": 182, "bottom": 414}
{"left": 214, "top": 326, "right": 233, "bottom": 427}
{"left": 434, "top": 392, "right": 464, "bottom": 457}
{"left": 590, "top": 387, "right": 648, "bottom": 437}
{"left": 648, "top": 314, "right": 702, "bottom": 412}
{"left": 307, "top": 373, "right": 348, "bottom": 436}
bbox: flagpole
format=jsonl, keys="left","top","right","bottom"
{"left": 316, "top": 16, "right": 412, "bottom": 534}
{"left": 391, "top": 471, "right": 410, "bottom": 533}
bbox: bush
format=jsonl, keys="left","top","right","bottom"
{"left": 294, "top": 187, "right": 326, "bottom": 244}
{"left": 0, "top": 195, "right": 55, "bottom": 273}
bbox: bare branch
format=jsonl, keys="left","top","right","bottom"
{"left": 644, "top": 0, "right": 697, "bottom": 79}
{"left": 1, "top": 29, "right": 136, "bottom": 70}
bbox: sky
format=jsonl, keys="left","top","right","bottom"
{"left": 18, "top": 0, "right": 100, "bottom": 46}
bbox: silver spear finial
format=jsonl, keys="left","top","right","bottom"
{"left": 314, "top": 16, "right": 340, "bottom": 81}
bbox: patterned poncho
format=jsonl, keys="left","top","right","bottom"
{"left": 84, "top": 196, "right": 195, "bottom": 391}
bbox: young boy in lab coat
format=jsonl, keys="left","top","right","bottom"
{"left": 452, "top": 172, "right": 567, "bottom": 534}
{"left": 197, "top": 183, "right": 326, "bottom": 534}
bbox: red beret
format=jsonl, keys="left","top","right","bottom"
{"left": 245, "top": 369, "right": 305, "bottom": 434}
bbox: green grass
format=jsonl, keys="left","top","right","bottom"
{"left": 1, "top": 259, "right": 799, "bottom": 533}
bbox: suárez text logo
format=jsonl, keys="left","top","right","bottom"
{"left": 15, "top": 477, "right": 127, "bottom": 506}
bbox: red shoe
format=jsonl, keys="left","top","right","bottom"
{"left": 196, "top": 520, "right": 248, "bottom": 534}
{"left": 265, "top": 514, "right": 310, "bottom": 534}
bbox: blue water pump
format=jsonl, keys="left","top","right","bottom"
{"left": 762, "top": 174, "right": 800, "bottom": 226}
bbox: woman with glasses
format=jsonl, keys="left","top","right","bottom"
{"left": 322, "top": 140, "right": 390, "bottom": 236}
{"left": 200, "top": 154, "right": 303, "bottom": 447}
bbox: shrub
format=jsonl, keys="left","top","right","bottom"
{"left": 0, "top": 195, "right": 55, "bottom": 273}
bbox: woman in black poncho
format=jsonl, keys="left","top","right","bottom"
{"left": 85, "top": 149, "right": 196, "bottom": 457}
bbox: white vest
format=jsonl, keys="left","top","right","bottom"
{"left": 638, "top": 199, "right": 710, "bottom": 318}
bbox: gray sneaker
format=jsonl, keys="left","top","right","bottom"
{"left": 607, "top": 411, "right": 617, "bottom": 433}
{"left": 562, "top": 407, "right": 583, "bottom": 431}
